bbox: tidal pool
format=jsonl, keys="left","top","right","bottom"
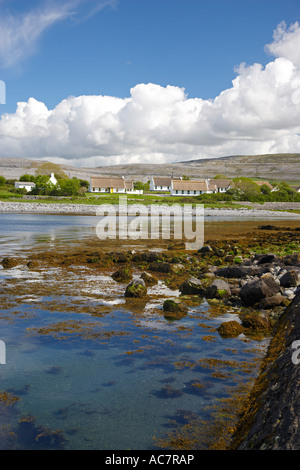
{"left": 0, "top": 213, "right": 274, "bottom": 449}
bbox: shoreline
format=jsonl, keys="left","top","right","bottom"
{"left": 1, "top": 200, "right": 300, "bottom": 218}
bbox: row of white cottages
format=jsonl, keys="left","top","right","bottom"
{"left": 15, "top": 174, "right": 278, "bottom": 197}
{"left": 89, "top": 176, "right": 233, "bottom": 196}
{"left": 149, "top": 176, "right": 232, "bottom": 196}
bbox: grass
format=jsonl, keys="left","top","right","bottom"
{"left": 0, "top": 189, "right": 254, "bottom": 210}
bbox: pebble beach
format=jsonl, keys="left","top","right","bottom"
{"left": 1, "top": 200, "right": 300, "bottom": 218}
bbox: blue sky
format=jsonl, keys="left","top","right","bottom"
{"left": 0, "top": 0, "right": 300, "bottom": 166}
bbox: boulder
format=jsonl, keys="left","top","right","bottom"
{"left": 279, "top": 270, "right": 300, "bottom": 288}
{"left": 112, "top": 266, "right": 133, "bottom": 283}
{"left": 241, "top": 311, "right": 272, "bottom": 332}
{"left": 215, "top": 265, "right": 259, "bottom": 279}
{"left": 140, "top": 271, "right": 158, "bottom": 286}
{"left": 240, "top": 274, "right": 280, "bottom": 307}
{"left": 198, "top": 245, "right": 212, "bottom": 254}
{"left": 163, "top": 299, "right": 188, "bottom": 320}
{"left": 258, "top": 293, "right": 286, "bottom": 309}
{"left": 179, "top": 276, "right": 205, "bottom": 295}
{"left": 148, "top": 261, "right": 172, "bottom": 273}
{"left": 217, "top": 320, "right": 245, "bottom": 337}
{"left": 254, "top": 253, "right": 279, "bottom": 265}
{"left": 205, "top": 278, "right": 231, "bottom": 299}
{"left": 125, "top": 279, "right": 147, "bottom": 298}
{"left": 1, "top": 257, "right": 20, "bottom": 269}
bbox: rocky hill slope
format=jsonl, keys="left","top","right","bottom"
{"left": 0, "top": 153, "right": 299, "bottom": 183}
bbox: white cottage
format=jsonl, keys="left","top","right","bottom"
{"left": 150, "top": 177, "right": 172, "bottom": 192}
{"left": 89, "top": 176, "right": 143, "bottom": 194}
{"left": 170, "top": 179, "right": 218, "bottom": 196}
{"left": 14, "top": 181, "right": 36, "bottom": 192}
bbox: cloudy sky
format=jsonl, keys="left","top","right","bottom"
{"left": 0, "top": 0, "right": 299, "bottom": 167}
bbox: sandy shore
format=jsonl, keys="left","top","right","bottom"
{"left": 0, "top": 200, "right": 300, "bottom": 218}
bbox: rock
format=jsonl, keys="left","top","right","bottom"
{"left": 111, "top": 266, "right": 133, "bottom": 283}
{"left": 140, "top": 271, "right": 158, "bottom": 286}
{"left": 283, "top": 253, "right": 300, "bottom": 267}
{"left": 240, "top": 274, "right": 280, "bottom": 306}
{"left": 125, "top": 279, "right": 147, "bottom": 298}
{"left": 205, "top": 278, "right": 231, "bottom": 299}
{"left": 254, "top": 253, "right": 279, "bottom": 265}
{"left": 198, "top": 245, "right": 212, "bottom": 254}
{"left": 279, "top": 270, "right": 300, "bottom": 288}
{"left": 27, "top": 260, "right": 39, "bottom": 269}
{"left": 215, "top": 265, "right": 259, "bottom": 279}
{"left": 217, "top": 320, "right": 245, "bottom": 337}
{"left": 148, "top": 261, "right": 172, "bottom": 273}
{"left": 170, "top": 263, "right": 186, "bottom": 273}
{"left": 241, "top": 311, "right": 272, "bottom": 332}
{"left": 224, "top": 255, "right": 234, "bottom": 263}
{"left": 163, "top": 299, "right": 188, "bottom": 320}
{"left": 179, "top": 276, "right": 205, "bottom": 295}
{"left": 1, "top": 257, "right": 20, "bottom": 269}
{"left": 258, "top": 293, "right": 286, "bottom": 309}
{"left": 283, "top": 288, "right": 297, "bottom": 300}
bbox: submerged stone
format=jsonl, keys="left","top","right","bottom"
{"left": 163, "top": 299, "right": 188, "bottom": 321}
{"left": 1, "top": 257, "right": 20, "bottom": 269}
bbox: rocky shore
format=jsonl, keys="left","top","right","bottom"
{"left": 1, "top": 219, "right": 300, "bottom": 449}
{"left": 1, "top": 200, "right": 300, "bottom": 218}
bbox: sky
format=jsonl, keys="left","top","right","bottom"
{"left": 0, "top": 0, "right": 300, "bottom": 167}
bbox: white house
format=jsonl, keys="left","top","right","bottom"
{"left": 14, "top": 181, "right": 36, "bottom": 192}
{"left": 170, "top": 179, "right": 218, "bottom": 196}
{"left": 213, "top": 179, "right": 232, "bottom": 193}
{"left": 150, "top": 177, "right": 172, "bottom": 192}
{"left": 49, "top": 173, "right": 58, "bottom": 185}
{"left": 89, "top": 176, "right": 143, "bottom": 194}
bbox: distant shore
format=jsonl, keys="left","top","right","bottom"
{"left": 0, "top": 200, "right": 300, "bottom": 218}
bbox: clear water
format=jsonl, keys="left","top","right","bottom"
{"left": 0, "top": 213, "right": 270, "bottom": 450}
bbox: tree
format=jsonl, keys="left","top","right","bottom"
{"left": 0, "top": 176, "right": 6, "bottom": 186}
{"left": 231, "top": 177, "right": 261, "bottom": 201}
{"left": 57, "top": 178, "right": 83, "bottom": 196}
{"left": 260, "top": 184, "right": 271, "bottom": 196}
{"left": 19, "top": 174, "right": 36, "bottom": 182}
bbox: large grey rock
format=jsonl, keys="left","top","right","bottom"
{"left": 205, "top": 278, "right": 231, "bottom": 299}
{"left": 215, "top": 265, "right": 259, "bottom": 279}
{"left": 240, "top": 274, "right": 280, "bottom": 306}
{"left": 179, "top": 276, "right": 205, "bottom": 295}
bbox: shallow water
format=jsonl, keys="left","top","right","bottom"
{"left": 0, "top": 213, "right": 276, "bottom": 449}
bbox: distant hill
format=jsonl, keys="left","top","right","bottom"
{"left": 0, "top": 153, "right": 299, "bottom": 183}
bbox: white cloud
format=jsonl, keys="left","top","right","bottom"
{"left": 0, "top": 0, "right": 117, "bottom": 69}
{"left": 1, "top": 21, "right": 300, "bottom": 165}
